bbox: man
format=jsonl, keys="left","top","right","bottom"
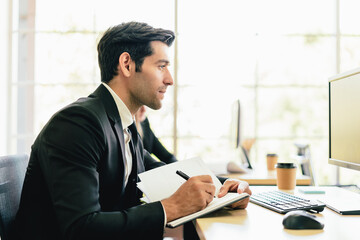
{"left": 15, "top": 22, "right": 251, "bottom": 240}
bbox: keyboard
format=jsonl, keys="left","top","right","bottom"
{"left": 250, "top": 190, "right": 326, "bottom": 214}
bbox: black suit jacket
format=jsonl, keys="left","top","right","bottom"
{"left": 15, "top": 85, "right": 165, "bottom": 240}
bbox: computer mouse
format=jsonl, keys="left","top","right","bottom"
{"left": 282, "top": 210, "right": 324, "bottom": 230}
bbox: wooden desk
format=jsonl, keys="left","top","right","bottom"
{"left": 195, "top": 186, "right": 360, "bottom": 240}
{"left": 221, "top": 169, "right": 311, "bottom": 186}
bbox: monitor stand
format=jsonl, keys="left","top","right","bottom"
{"left": 318, "top": 186, "right": 360, "bottom": 215}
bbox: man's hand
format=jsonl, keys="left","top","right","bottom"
{"left": 161, "top": 175, "right": 216, "bottom": 222}
{"left": 217, "top": 179, "right": 252, "bottom": 209}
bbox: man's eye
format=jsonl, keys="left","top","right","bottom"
{"left": 159, "top": 65, "right": 166, "bottom": 70}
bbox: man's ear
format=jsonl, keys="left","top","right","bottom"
{"left": 118, "top": 52, "right": 133, "bottom": 78}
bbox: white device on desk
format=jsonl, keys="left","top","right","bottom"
{"left": 316, "top": 187, "right": 360, "bottom": 215}
{"left": 227, "top": 146, "right": 252, "bottom": 173}
{"left": 227, "top": 161, "right": 249, "bottom": 173}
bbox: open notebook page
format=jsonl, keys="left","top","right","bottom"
{"left": 138, "top": 158, "right": 222, "bottom": 202}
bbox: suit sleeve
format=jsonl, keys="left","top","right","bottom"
{"left": 142, "top": 118, "right": 177, "bottom": 164}
{"left": 217, "top": 176, "right": 228, "bottom": 184}
{"left": 38, "top": 105, "right": 164, "bottom": 240}
{"left": 144, "top": 150, "right": 166, "bottom": 170}
{"left": 151, "top": 136, "right": 178, "bottom": 164}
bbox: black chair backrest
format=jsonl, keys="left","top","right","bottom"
{"left": 0, "top": 154, "right": 29, "bottom": 240}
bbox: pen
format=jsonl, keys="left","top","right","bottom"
{"left": 176, "top": 170, "right": 190, "bottom": 180}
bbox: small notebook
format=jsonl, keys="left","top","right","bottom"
{"left": 138, "top": 158, "right": 249, "bottom": 228}
{"left": 167, "top": 192, "right": 248, "bottom": 228}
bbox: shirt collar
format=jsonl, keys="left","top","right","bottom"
{"left": 102, "top": 82, "right": 134, "bottom": 130}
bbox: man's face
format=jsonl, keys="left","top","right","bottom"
{"left": 129, "top": 41, "right": 173, "bottom": 110}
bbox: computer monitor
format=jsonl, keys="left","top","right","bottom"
{"left": 327, "top": 67, "right": 360, "bottom": 215}
{"left": 228, "top": 100, "right": 252, "bottom": 171}
{"left": 329, "top": 67, "right": 360, "bottom": 171}
{"left": 231, "top": 99, "right": 241, "bottom": 149}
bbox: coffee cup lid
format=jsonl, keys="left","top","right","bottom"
{"left": 267, "top": 153, "right": 278, "bottom": 157}
{"left": 275, "top": 163, "right": 296, "bottom": 168}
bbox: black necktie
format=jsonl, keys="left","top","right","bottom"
{"left": 125, "top": 123, "right": 142, "bottom": 207}
{"left": 127, "top": 123, "right": 138, "bottom": 160}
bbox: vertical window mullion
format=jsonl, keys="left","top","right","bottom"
{"left": 16, "top": 0, "right": 36, "bottom": 154}
{"left": 5, "top": 0, "right": 14, "bottom": 154}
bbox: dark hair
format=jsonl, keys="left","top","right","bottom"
{"left": 97, "top": 22, "right": 175, "bottom": 83}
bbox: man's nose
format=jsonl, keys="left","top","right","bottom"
{"left": 164, "top": 69, "right": 174, "bottom": 86}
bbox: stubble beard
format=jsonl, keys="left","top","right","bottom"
{"left": 135, "top": 92, "right": 162, "bottom": 111}
{"left": 142, "top": 87, "right": 164, "bottom": 110}
{"left": 146, "top": 98, "right": 162, "bottom": 110}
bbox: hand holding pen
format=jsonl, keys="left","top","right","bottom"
{"left": 161, "top": 172, "right": 217, "bottom": 222}
{"left": 176, "top": 170, "right": 216, "bottom": 198}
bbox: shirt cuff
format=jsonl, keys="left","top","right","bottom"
{"left": 160, "top": 201, "right": 167, "bottom": 228}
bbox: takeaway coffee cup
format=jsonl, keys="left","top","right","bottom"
{"left": 275, "top": 163, "right": 297, "bottom": 190}
{"left": 266, "top": 153, "right": 278, "bottom": 171}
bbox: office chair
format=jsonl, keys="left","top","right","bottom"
{"left": 0, "top": 154, "right": 29, "bottom": 240}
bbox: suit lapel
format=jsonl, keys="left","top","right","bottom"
{"left": 113, "top": 122, "right": 127, "bottom": 172}
{"left": 90, "top": 85, "right": 146, "bottom": 202}
{"left": 90, "top": 85, "right": 128, "bottom": 192}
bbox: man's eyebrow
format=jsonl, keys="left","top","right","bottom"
{"left": 155, "top": 59, "right": 170, "bottom": 64}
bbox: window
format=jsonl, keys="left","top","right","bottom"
{"left": 2, "top": 0, "right": 360, "bottom": 185}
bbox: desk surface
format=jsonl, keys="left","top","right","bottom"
{"left": 222, "top": 169, "right": 311, "bottom": 186}
{"left": 195, "top": 186, "right": 360, "bottom": 240}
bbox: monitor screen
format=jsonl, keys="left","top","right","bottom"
{"left": 230, "top": 99, "right": 241, "bottom": 149}
{"left": 329, "top": 67, "right": 360, "bottom": 171}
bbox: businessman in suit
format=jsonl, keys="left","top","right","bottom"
{"left": 15, "top": 22, "right": 251, "bottom": 240}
